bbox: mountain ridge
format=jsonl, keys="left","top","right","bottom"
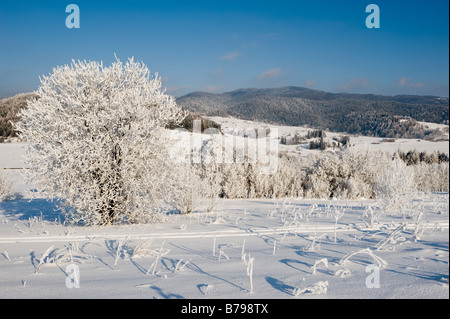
{"left": 179, "top": 86, "right": 448, "bottom": 104}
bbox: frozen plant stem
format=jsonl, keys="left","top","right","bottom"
{"left": 174, "top": 258, "right": 191, "bottom": 272}
{"left": 413, "top": 211, "right": 425, "bottom": 241}
{"left": 218, "top": 246, "right": 229, "bottom": 261}
{"left": 113, "top": 239, "right": 126, "bottom": 270}
{"left": 146, "top": 241, "right": 169, "bottom": 276}
{"left": 305, "top": 233, "right": 325, "bottom": 252}
{"left": 375, "top": 224, "right": 405, "bottom": 251}
{"left": 2, "top": 251, "right": 10, "bottom": 261}
{"left": 244, "top": 254, "right": 255, "bottom": 294}
{"left": 333, "top": 208, "right": 344, "bottom": 243}
{"left": 35, "top": 246, "right": 54, "bottom": 274}
{"left": 312, "top": 258, "right": 328, "bottom": 275}
{"left": 339, "top": 248, "right": 387, "bottom": 268}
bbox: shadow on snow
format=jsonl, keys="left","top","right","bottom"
{"left": 0, "top": 196, "right": 63, "bottom": 223}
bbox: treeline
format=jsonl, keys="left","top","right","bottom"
{"left": 340, "top": 112, "right": 447, "bottom": 139}
{"left": 178, "top": 145, "right": 449, "bottom": 206}
{"left": 212, "top": 149, "right": 449, "bottom": 201}
{"left": 395, "top": 149, "right": 449, "bottom": 165}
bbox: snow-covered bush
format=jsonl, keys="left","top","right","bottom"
{"left": 374, "top": 157, "right": 416, "bottom": 199}
{"left": 16, "top": 57, "right": 184, "bottom": 225}
{"left": 412, "top": 162, "right": 449, "bottom": 193}
{"left": 222, "top": 161, "right": 255, "bottom": 199}
{"left": 197, "top": 162, "right": 223, "bottom": 213}
{"left": 303, "top": 148, "right": 390, "bottom": 199}
{"left": 0, "top": 171, "right": 13, "bottom": 201}
{"left": 214, "top": 146, "right": 446, "bottom": 201}
{"left": 170, "top": 163, "right": 204, "bottom": 215}
{"left": 268, "top": 154, "right": 305, "bottom": 198}
{"left": 167, "top": 128, "right": 223, "bottom": 214}
{"left": 218, "top": 152, "right": 305, "bottom": 199}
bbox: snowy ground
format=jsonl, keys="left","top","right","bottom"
{"left": 0, "top": 132, "right": 449, "bottom": 299}
{"left": 0, "top": 195, "right": 448, "bottom": 299}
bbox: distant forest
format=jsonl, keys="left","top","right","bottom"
{"left": 177, "top": 86, "right": 449, "bottom": 139}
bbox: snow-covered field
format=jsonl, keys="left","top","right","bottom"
{"left": 209, "top": 116, "right": 449, "bottom": 158}
{"left": 0, "top": 123, "right": 449, "bottom": 299}
{"left": 0, "top": 195, "right": 448, "bottom": 299}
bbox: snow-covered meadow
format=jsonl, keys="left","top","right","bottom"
{"left": 209, "top": 116, "right": 450, "bottom": 159}
{"left": 0, "top": 119, "right": 448, "bottom": 299}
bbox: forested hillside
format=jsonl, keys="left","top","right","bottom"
{"left": 177, "top": 86, "right": 449, "bottom": 138}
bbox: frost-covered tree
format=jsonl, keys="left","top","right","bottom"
{"left": 375, "top": 157, "right": 415, "bottom": 198}
{"left": 303, "top": 148, "right": 391, "bottom": 199}
{"left": 412, "top": 162, "right": 449, "bottom": 193}
{"left": 16, "top": 58, "right": 184, "bottom": 225}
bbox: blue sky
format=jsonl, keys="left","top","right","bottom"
{"left": 0, "top": 0, "right": 448, "bottom": 98}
